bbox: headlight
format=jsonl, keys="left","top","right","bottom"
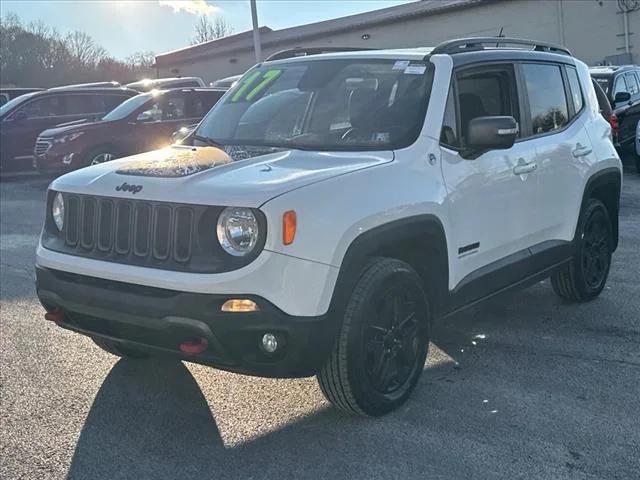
{"left": 216, "top": 207, "right": 259, "bottom": 256}
{"left": 54, "top": 132, "right": 84, "bottom": 144}
{"left": 52, "top": 192, "right": 64, "bottom": 231}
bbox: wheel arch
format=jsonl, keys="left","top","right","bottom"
{"left": 82, "top": 143, "right": 121, "bottom": 164}
{"left": 580, "top": 167, "right": 621, "bottom": 251}
{"left": 329, "top": 215, "right": 450, "bottom": 318}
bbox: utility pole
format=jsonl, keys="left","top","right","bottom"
{"left": 250, "top": 0, "right": 262, "bottom": 63}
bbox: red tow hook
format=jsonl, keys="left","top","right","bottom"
{"left": 44, "top": 307, "right": 64, "bottom": 323}
{"left": 179, "top": 338, "right": 209, "bottom": 355}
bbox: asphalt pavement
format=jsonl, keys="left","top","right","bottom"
{"left": 1, "top": 164, "right": 639, "bottom": 480}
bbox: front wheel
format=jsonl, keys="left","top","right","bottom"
{"left": 317, "top": 258, "right": 431, "bottom": 416}
{"left": 551, "top": 198, "right": 613, "bottom": 302}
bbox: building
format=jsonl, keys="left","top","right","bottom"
{"left": 154, "top": 0, "right": 639, "bottom": 83}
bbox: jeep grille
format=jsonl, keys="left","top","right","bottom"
{"left": 42, "top": 192, "right": 266, "bottom": 273}
{"left": 64, "top": 195, "right": 195, "bottom": 264}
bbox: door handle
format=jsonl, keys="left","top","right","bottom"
{"left": 513, "top": 161, "right": 537, "bottom": 176}
{"left": 572, "top": 143, "right": 592, "bottom": 158}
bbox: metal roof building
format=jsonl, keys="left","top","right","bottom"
{"left": 154, "top": 0, "right": 638, "bottom": 83}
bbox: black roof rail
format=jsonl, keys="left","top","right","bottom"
{"left": 265, "top": 46, "right": 376, "bottom": 62}
{"left": 430, "top": 37, "right": 572, "bottom": 57}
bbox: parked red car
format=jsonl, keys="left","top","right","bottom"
{"left": 34, "top": 87, "right": 225, "bottom": 174}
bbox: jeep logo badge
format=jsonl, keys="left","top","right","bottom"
{"left": 115, "top": 182, "right": 143, "bottom": 194}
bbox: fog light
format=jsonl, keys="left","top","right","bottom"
{"left": 221, "top": 299, "right": 259, "bottom": 312}
{"left": 62, "top": 153, "right": 75, "bottom": 165}
{"left": 261, "top": 333, "right": 278, "bottom": 353}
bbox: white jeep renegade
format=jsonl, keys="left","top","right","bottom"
{"left": 36, "top": 38, "right": 622, "bottom": 416}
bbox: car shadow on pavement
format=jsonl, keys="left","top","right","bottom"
{"left": 67, "top": 359, "right": 224, "bottom": 480}
{"left": 66, "top": 353, "right": 458, "bottom": 480}
{"left": 67, "top": 284, "right": 640, "bottom": 480}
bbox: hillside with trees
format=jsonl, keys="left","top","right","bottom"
{"left": 0, "top": 12, "right": 155, "bottom": 87}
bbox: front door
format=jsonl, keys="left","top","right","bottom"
{"left": 439, "top": 63, "right": 540, "bottom": 292}
{"left": 132, "top": 93, "right": 193, "bottom": 153}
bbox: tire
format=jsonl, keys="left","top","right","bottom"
{"left": 317, "top": 258, "right": 431, "bottom": 417}
{"left": 84, "top": 146, "right": 117, "bottom": 167}
{"left": 551, "top": 198, "right": 613, "bottom": 302}
{"left": 92, "top": 338, "right": 149, "bottom": 359}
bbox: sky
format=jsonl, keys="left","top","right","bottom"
{"left": 1, "top": 0, "right": 415, "bottom": 59}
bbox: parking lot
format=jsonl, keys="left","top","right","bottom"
{"left": 0, "top": 166, "right": 639, "bottom": 479}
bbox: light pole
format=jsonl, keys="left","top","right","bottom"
{"left": 250, "top": 0, "right": 262, "bottom": 62}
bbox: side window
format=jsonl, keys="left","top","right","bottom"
{"left": 14, "top": 96, "right": 64, "bottom": 119}
{"left": 440, "top": 86, "right": 458, "bottom": 147}
{"left": 97, "top": 95, "right": 129, "bottom": 113}
{"left": 65, "top": 95, "right": 102, "bottom": 115}
{"left": 612, "top": 75, "right": 628, "bottom": 96}
{"left": 190, "top": 91, "right": 224, "bottom": 118}
{"left": 566, "top": 67, "right": 584, "bottom": 114}
{"left": 624, "top": 72, "right": 639, "bottom": 96}
{"left": 521, "top": 63, "right": 569, "bottom": 135}
{"left": 170, "top": 80, "right": 199, "bottom": 88}
{"left": 136, "top": 100, "right": 162, "bottom": 122}
{"left": 163, "top": 96, "right": 186, "bottom": 120}
{"left": 455, "top": 64, "right": 519, "bottom": 145}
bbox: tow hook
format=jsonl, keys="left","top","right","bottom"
{"left": 179, "top": 338, "right": 209, "bottom": 355}
{"left": 44, "top": 307, "right": 64, "bottom": 323}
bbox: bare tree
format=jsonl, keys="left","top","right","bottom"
{"left": 191, "top": 15, "right": 234, "bottom": 45}
{"left": 125, "top": 51, "right": 156, "bottom": 69}
{"left": 64, "top": 30, "right": 107, "bottom": 67}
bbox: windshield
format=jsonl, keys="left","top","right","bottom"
{"left": 194, "top": 58, "right": 433, "bottom": 151}
{"left": 0, "top": 91, "right": 39, "bottom": 117}
{"left": 102, "top": 93, "right": 152, "bottom": 121}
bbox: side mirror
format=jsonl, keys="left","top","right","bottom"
{"left": 614, "top": 91, "right": 631, "bottom": 104}
{"left": 466, "top": 116, "right": 518, "bottom": 153}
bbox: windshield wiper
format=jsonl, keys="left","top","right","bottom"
{"left": 192, "top": 134, "right": 224, "bottom": 149}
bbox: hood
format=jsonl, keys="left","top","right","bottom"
{"left": 50, "top": 144, "right": 394, "bottom": 207}
{"left": 41, "top": 119, "right": 114, "bottom": 137}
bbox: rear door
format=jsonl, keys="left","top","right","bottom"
{"left": 440, "top": 63, "right": 540, "bottom": 289}
{"left": 527, "top": 62, "right": 597, "bottom": 245}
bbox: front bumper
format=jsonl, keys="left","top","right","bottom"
{"left": 33, "top": 152, "right": 75, "bottom": 174}
{"left": 36, "top": 266, "right": 335, "bottom": 377}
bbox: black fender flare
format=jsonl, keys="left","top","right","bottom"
{"left": 327, "top": 214, "right": 449, "bottom": 323}
{"left": 578, "top": 167, "right": 621, "bottom": 251}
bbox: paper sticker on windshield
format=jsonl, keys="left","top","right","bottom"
{"left": 392, "top": 60, "right": 410, "bottom": 70}
{"left": 404, "top": 65, "right": 426, "bottom": 75}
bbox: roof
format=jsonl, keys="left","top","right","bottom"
{"left": 264, "top": 47, "right": 434, "bottom": 66}
{"left": 589, "top": 65, "right": 638, "bottom": 76}
{"left": 43, "top": 86, "right": 138, "bottom": 94}
{"left": 155, "top": 0, "right": 493, "bottom": 67}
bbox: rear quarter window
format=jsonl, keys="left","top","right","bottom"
{"left": 566, "top": 67, "right": 584, "bottom": 113}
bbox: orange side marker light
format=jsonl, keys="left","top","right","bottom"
{"left": 283, "top": 210, "right": 297, "bottom": 245}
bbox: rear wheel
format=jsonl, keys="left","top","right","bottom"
{"left": 92, "top": 338, "right": 149, "bottom": 359}
{"left": 317, "top": 258, "right": 431, "bottom": 416}
{"left": 551, "top": 198, "right": 612, "bottom": 302}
